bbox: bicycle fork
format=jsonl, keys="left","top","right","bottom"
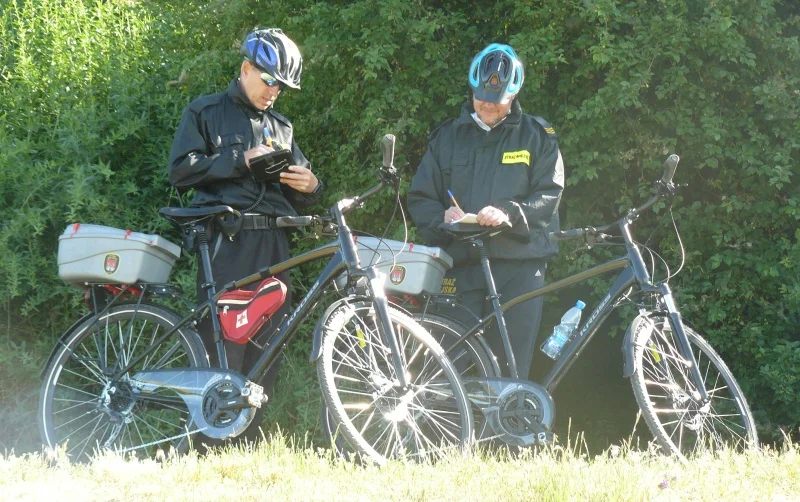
{"left": 623, "top": 216, "right": 709, "bottom": 404}
{"left": 657, "top": 283, "right": 710, "bottom": 403}
{"left": 366, "top": 267, "right": 410, "bottom": 388}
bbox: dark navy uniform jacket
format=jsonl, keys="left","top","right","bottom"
{"left": 168, "top": 79, "right": 322, "bottom": 216}
{"left": 408, "top": 100, "right": 564, "bottom": 266}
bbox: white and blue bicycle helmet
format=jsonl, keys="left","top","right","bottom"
{"left": 240, "top": 28, "right": 303, "bottom": 90}
{"left": 468, "top": 43, "right": 524, "bottom": 104}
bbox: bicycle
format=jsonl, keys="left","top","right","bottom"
{"left": 326, "top": 155, "right": 759, "bottom": 459}
{"left": 38, "top": 135, "right": 474, "bottom": 464}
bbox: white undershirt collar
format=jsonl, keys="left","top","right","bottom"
{"left": 471, "top": 112, "right": 507, "bottom": 131}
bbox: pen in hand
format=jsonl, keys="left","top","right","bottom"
{"left": 263, "top": 127, "right": 273, "bottom": 148}
{"left": 447, "top": 189, "right": 461, "bottom": 210}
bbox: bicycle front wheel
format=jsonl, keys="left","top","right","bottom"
{"left": 318, "top": 300, "right": 473, "bottom": 464}
{"left": 629, "top": 315, "right": 758, "bottom": 458}
{"left": 39, "top": 303, "right": 208, "bottom": 461}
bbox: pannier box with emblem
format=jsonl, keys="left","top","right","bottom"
{"left": 337, "top": 236, "right": 453, "bottom": 295}
{"left": 57, "top": 224, "right": 181, "bottom": 288}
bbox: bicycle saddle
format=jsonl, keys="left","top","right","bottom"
{"left": 438, "top": 220, "right": 511, "bottom": 240}
{"left": 159, "top": 205, "right": 239, "bottom": 227}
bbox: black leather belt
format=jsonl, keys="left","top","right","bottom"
{"left": 242, "top": 214, "right": 277, "bottom": 230}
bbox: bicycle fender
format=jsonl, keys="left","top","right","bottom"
{"left": 309, "top": 316, "right": 326, "bottom": 363}
{"left": 309, "top": 297, "right": 365, "bottom": 363}
{"left": 40, "top": 311, "right": 98, "bottom": 379}
{"left": 622, "top": 313, "right": 655, "bottom": 378}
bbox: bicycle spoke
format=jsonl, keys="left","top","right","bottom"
{"left": 72, "top": 345, "right": 108, "bottom": 383}
{"left": 68, "top": 414, "right": 106, "bottom": 458}
{"left": 141, "top": 324, "right": 163, "bottom": 370}
{"left": 150, "top": 341, "right": 184, "bottom": 370}
{"left": 53, "top": 399, "right": 97, "bottom": 415}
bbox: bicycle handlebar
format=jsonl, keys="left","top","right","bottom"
{"left": 549, "top": 228, "right": 586, "bottom": 241}
{"left": 549, "top": 155, "right": 680, "bottom": 242}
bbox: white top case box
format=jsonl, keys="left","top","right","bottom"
{"left": 346, "top": 236, "right": 453, "bottom": 295}
{"left": 57, "top": 224, "right": 181, "bottom": 288}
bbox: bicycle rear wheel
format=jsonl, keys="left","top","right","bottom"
{"left": 318, "top": 300, "right": 473, "bottom": 464}
{"left": 39, "top": 303, "right": 208, "bottom": 461}
{"left": 629, "top": 316, "right": 758, "bottom": 458}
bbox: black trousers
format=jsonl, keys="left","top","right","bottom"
{"left": 195, "top": 225, "right": 292, "bottom": 445}
{"left": 445, "top": 260, "right": 546, "bottom": 380}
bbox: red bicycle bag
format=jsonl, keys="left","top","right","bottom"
{"left": 217, "top": 277, "right": 287, "bottom": 344}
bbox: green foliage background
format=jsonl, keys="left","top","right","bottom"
{"left": 0, "top": 0, "right": 797, "bottom": 451}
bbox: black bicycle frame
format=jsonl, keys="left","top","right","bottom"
{"left": 113, "top": 191, "right": 411, "bottom": 388}
{"left": 448, "top": 214, "right": 710, "bottom": 401}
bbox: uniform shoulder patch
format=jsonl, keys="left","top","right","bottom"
{"left": 532, "top": 116, "right": 557, "bottom": 138}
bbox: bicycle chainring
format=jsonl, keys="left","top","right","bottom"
{"left": 463, "top": 378, "right": 555, "bottom": 448}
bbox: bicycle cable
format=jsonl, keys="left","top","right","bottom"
{"left": 666, "top": 206, "right": 687, "bottom": 281}
{"left": 354, "top": 175, "right": 409, "bottom": 275}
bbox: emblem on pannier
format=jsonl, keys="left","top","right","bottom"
{"left": 236, "top": 310, "right": 249, "bottom": 328}
{"left": 389, "top": 265, "right": 406, "bottom": 285}
{"left": 104, "top": 254, "right": 120, "bottom": 274}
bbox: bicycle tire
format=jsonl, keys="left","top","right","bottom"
{"left": 39, "top": 303, "right": 208, "bottom": 461}
{"left": 629, "top": 315, "right": 758, "bottom": 458}
{"left": 317, "top": 300, "right": 474, "bottom": 464}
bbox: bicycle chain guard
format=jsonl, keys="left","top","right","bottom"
{"left": 462, "top": 377, "right": 555, "bottom": 447}
{"left": 130, "top": 368, "right": 265, "bottom": 440}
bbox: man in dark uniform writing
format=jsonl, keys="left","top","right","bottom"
{"left": 408, "top": 43, "right": 563, "bottom": 379}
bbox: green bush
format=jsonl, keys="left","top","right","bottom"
{"left": 0, "top": 0, "right": 797, "bottom": 452}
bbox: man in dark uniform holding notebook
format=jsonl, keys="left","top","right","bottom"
{"left": 167, "top": 28, "right": 323, "bottom": 444}
{"left": 408, "top": 43, "right": 564, "bottom": 380}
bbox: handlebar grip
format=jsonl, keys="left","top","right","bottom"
{"left": 549, "top": 228, "right": 585, "bottom": 241}
{"left": 276, "top": 216, "right": 313, "bottom": 228}
{"left": 381, "top": 134, "right": 396, "bottom": 169}
{"left": 661, "top": 154, "right": 679, "bottom": 184}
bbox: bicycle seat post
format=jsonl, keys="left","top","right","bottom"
{"left": 471, "top": 237, "right": 519, "bottom": 379}
{"left": 195, "top": 222, "right": 228, "bottom": 370}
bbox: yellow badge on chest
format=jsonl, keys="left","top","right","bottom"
{"left": 502, "top": 150, "right": 531, "bottom": 166}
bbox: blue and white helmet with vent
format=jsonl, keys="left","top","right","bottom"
{"left": 240, "top": 28, "right": 303, "bottom": 90}
{"left": 468, "top": 43, "right": 524, "bottom": 104}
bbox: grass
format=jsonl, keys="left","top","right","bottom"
{"left": 1, "top": 432, "right": 798, "bottom": 502}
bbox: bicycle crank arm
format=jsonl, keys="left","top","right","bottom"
{"left": 131, "top": 368, "right": 265, "bottom": 439}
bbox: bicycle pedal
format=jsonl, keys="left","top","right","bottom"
{"left": 242, "top": 382, "right": 268, "bottom": 408}
{"left": 536, "top": 430, "right": 555, "bottom": 445}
